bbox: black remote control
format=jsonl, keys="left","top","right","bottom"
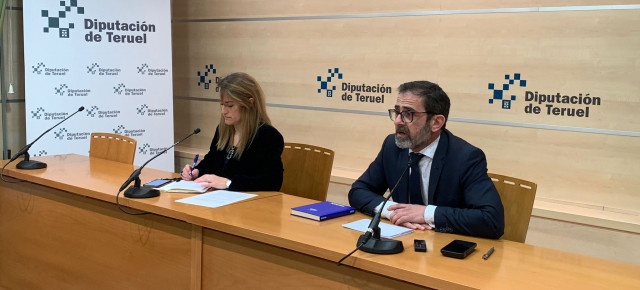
{"left": 414, "top": 239, "right": 427, "bottom": 252}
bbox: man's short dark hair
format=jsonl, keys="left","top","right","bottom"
{"left": 398, "top": 80, "right": 450, "bottom": 129}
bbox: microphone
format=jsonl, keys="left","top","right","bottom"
{"left": 356, "top": 155, "right": 415, "bottom": 255}
{"left": 120, "top": 128, "right": 200, "bottom": 199}
{"left": 337, "top": 154, "right": 414, "bottom": 265}
{"left": 10, "top": 106, "right": 85, "bottom": 170}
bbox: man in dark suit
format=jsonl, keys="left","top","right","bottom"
{"left": 348, "top": 81, "right": 504, "bottom": 239}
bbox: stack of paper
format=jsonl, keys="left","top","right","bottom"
{"left": 158, "top": 180, "right": 209, "bottom": 193}
{"left": 342, "top": 219, "right": 414, "bottom": 238}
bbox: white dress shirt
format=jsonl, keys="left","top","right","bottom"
{"left": 376, "top": 136, "right": 440, "bottom": 227}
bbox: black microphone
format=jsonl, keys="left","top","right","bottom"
{"left": 10, "top": 106, "right": 85, "bottom": 170}
{"left": 356, "top": 155, "right": 415, "bottom": 254}
{"left": 120, "top": 128, "right": 200, "bottom": 199}
{"left": 337, "top": 154, "right": 414, "bottom": 265}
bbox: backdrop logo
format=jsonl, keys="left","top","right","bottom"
{"left": 317, "top": 68, "right": 342, "bottom": 97}
{"left": 40, "top": 0, "right": 85, "bottom": 38}
{"left": 87, "top": 63, "right": 99, "bottom": 74}
{"left": 34, "top": 150, "right": 48, "bottom": 157}
{"left": 113, "top": 83, "right": 146, "bottom": 96}
{"left": 486, "top": 73, "right": 602, "bottom": 118}
{"left": 54, "top": 128, "right": 67, "bottom": 140}
{"left": 32, "top": 62, "right": 45, "bottom": 74}
{"left": 55, "top": 84, "right": 68, "bottom": 95}
{"left": 31, "top": 62, "right": 70, "bottom": 76}
{"left": 31, "top": 107, "right": 45, "bottom": 119}
{"left": 138, "top": 143, "right": 168, "bottom": 155}
{"left": 197, "top": 64, "right": 216, "bottom": 90}
{"left": 487, "top": 73, "right": 527, "bottom": 109}
{"left": 87, "top": 63, "right": 120, "bottom": 76}
{"left": 33, "top": 108, "right": 69, "bottom": 121}
{"left": 137, "top": 63, "right": 168, "bottom": 76}
{"left": 137, "top": 63, "right": 148, "bottom": 74}
{"left": 138, "top": 143, "right": 150, "bottom": 154}
{"left": 316, "top": 68, "right": 391, "bottom": 104}
{"left": 113, "top": 83, "right": 125, "bottom": 94}
{"left": 136, "top": 104, "right": 168, "bottom": 117}
{"left": 137, "top": 104, "right": 148, "bottom": 115}
{"left": 86, "top": 105, "right": 98, "bottom": 116}
{"left": 54, "top": 84, "right": 90, "bottom": 96}
{"left": 113, "top": 125, "right": 146, "bottom": 137}
{"left": 113, "top": 125, "right": 125, "bottom": 134}
{"left": 86, "top": 105, "right": 120, "bottom": 118}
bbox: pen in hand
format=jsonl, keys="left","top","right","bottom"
{"left": 482, "top": 247, "right": 495, "bottom": 260}
{"left": 189, "top": 154, "right": 199, "bottom": 178}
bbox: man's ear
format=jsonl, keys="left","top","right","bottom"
{"left": 430, "top": 115, "right": 446, "bottom": 132}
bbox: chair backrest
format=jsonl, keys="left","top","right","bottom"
{"left": 281, "top": 143, "right": 335, "bottom": 201}
{"left": 89, "top": 133, "right": 137, "bottom": 164}
{"left": 488, "top": 173, "right": 537, "bottom": 243}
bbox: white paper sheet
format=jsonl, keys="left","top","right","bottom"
{"left": 176, "top": 190, "right": 258, "bottom": 208}
{"left": 342, "top": 219, "right": 414, "bottom": 238}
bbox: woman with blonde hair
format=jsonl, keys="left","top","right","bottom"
{"left": 181, "top": 72, "right": 284, "bottom": 191}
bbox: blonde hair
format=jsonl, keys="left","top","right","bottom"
{"left": 216, "top": 72, "right": 271, "bottom": 158}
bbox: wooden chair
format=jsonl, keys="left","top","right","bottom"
{"left": 89, "top": 133, "right": 137, "bottom": 164}
{"left": 281, "top": 143, "right": 335, "bottom": 201}
{"left": 488, "top": 173, "right": 537, "bottom": 243}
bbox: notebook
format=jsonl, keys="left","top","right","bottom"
{"left": 158, "top": 180, "right": 209, "bottom": 193}
{"left": 291, "top": 201, "right": 356, "bottom": 221}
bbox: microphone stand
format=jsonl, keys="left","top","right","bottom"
{"left": 11, "top": 106, "right": 85, "bottom": 170}
{"left": 119, "top": 128, "right": 200, "bottom": 199}
{"left": 338, "top": 156, "right": 413, "bottom": 265}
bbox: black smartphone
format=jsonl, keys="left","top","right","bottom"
{"left": 440, "top": 240, "right": 477, "bottom": 259}
{"left": 143, "top": 179, "right": 173, "bottom": 188}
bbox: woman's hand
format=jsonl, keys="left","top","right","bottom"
{"left": 194, "top": 174, "right": 229, "bottom": 189}
{"left": 181, "top": 164, "right": 199, "bottom": 181}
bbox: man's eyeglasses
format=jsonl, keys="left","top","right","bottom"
{"left": 388, "top": 109, "right": 433, "bottom": 123}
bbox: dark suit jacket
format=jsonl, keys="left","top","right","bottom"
{"left": 348, "top": 129, "right": 504, "bottom": 239}
{"left": 195, "top": 124, "right": 284, "bottom": 192}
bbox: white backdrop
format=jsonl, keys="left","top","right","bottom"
{"left": 23, "top": 0, "right": 174, "bottom": 171}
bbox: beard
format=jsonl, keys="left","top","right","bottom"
{"left": 395, "top": 123, "right": 432, "bottom": 150}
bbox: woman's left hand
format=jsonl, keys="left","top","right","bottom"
{"left": 194, "top": 174, "right": 229, "bottom": 189}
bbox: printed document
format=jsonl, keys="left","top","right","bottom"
{"left": 176, "top": 190, "right": 257, "bottom": 208}
{"left": 342, "top": 219, "right": 414, "bottom": 238}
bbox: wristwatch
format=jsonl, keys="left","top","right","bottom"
{"left": 225, "top": 179, "right": 232, "bottom": 189}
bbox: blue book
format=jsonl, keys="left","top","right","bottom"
{"left": 291, "top": 201, "right": 356, "bottom": 221}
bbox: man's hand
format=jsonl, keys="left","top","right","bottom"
{"left": 388, "top": 203, "right": 433, "bottom": 230}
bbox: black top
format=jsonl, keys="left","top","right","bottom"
{"left": 194, "top": 124, "right": 284, "bottom": 191}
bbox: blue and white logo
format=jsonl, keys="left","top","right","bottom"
{"left": 32, "top": 62, "right": 45, "bottom": 74}
{"left": 487, "top": 73, "right": 527, "bottom": 109}
{"left": 54, "top": 128, "right": 67, "bottom": 140}
{"left": 317, "top": 68, "right": 343, "bottom": 97}
{"left": 40, "top": 0, "right": 85, "bottom": 38}
{"left": 197, "top": 64, "right": 216, "bottom": 90}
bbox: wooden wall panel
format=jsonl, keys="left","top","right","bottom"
{"left": 171, "top": 0, "right": 640, "bottom": 19}
{"left": 171, "top": 2, "right": 640, "bottom": 217}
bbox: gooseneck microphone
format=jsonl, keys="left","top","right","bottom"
{"left": 119, "top": 128, "right": 200, "bottom": 199}
{"left": 337, "top": 154, "right": 414, "bottom": 265}
{"left": 10, "top": 106, "right": 85, "bottom": 170}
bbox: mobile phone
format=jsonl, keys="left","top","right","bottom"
{"left": 143, "top": 179, "right": 172, "bottom": 188}
{"left": 414, "top": 239, "right": 427, "bottom": 252}
{"left": 440, "top": 240, "right": 477, "bottom": 259}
